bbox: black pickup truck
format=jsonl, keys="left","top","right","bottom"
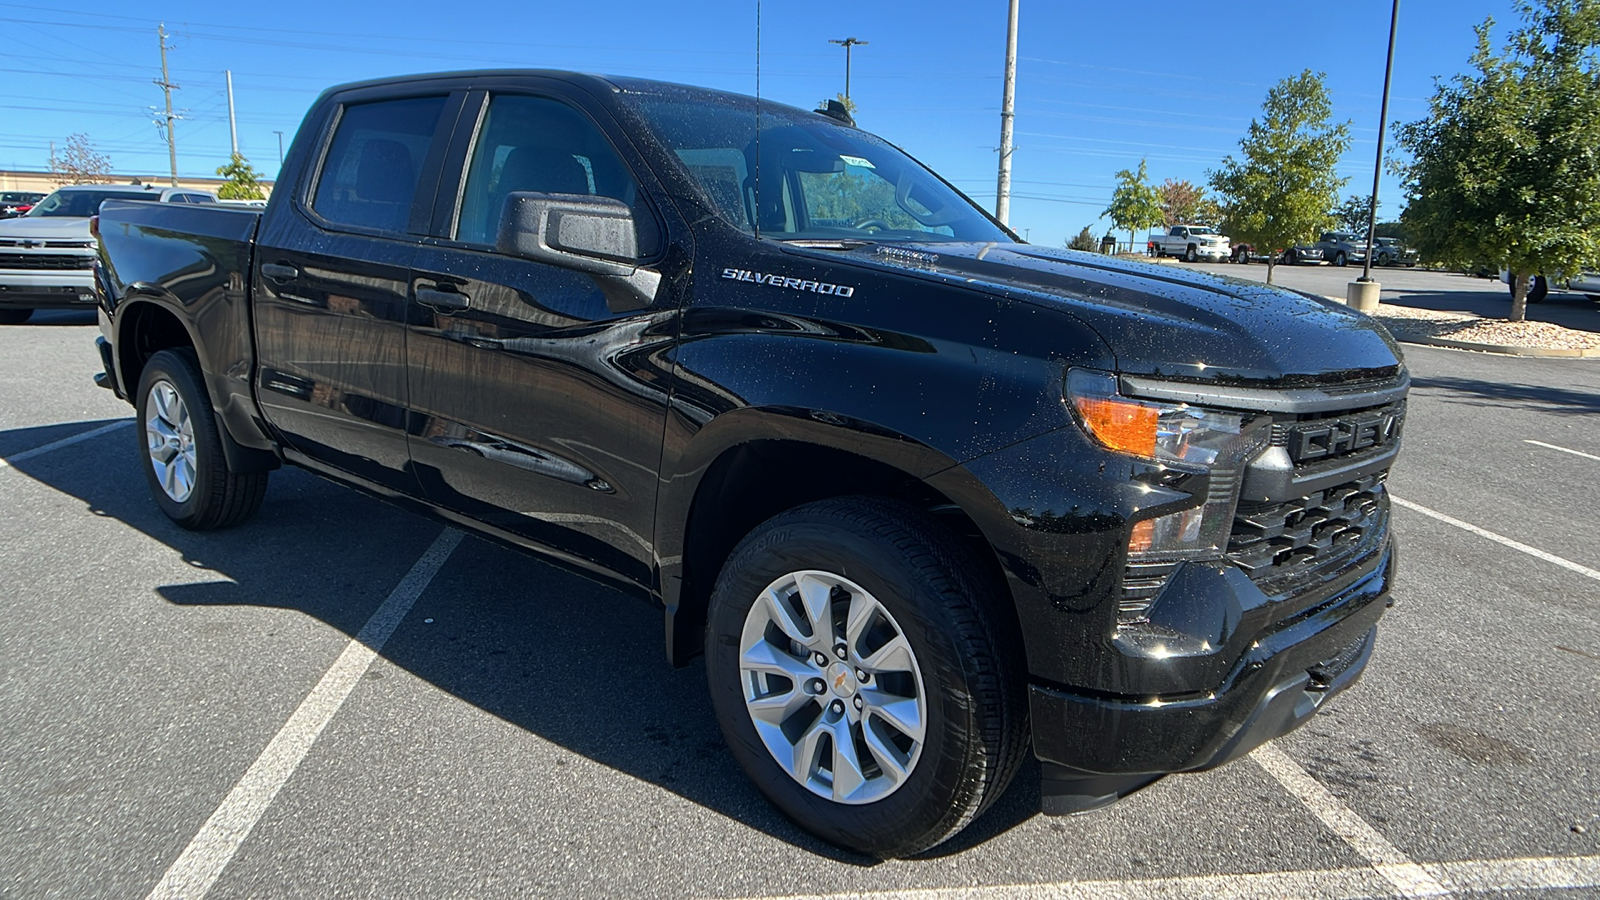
{"left": 94, "top": 70, "right": 1406, "bottom": 856}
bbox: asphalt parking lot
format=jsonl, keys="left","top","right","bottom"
{"left": 2, "top": 305, "right": 1598, "bottom": 899}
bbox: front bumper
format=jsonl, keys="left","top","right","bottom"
{"left": 1030, "top": 535, "right": 1394, "bottom": 779}
{"left": 0, "top": 269, "right": 97, "bottom": 307}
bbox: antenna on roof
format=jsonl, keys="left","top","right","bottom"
{"left": 753, "top": 0, "right": 762, "bottom": 241}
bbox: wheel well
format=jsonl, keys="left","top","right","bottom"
{"left": 118, "top": 302, "right": 194, "bottom": 395}
{"left": 672, "top": 439, "right": 1010, "bottom": 663}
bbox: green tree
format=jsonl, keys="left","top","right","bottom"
{"left": 215, "top": 153, "right": 265, "bottom": 200}
{"left": 1333, "top": 194, "right": 1374, "bottom": 234}
{"left": 1395, "top": 0, "right": 1600, "bottom": 321}
{"left": 1066, "top": 225, "right": 1099, "bottom": 252}
{"left": 1103, "top": 159, "right": 1164, "bottom": 251}
{"left": 50, "top": 133, "right": 112, "bottom": 185}
{"left": 1209, "top": 71, "right": 1351, "bottom": 284}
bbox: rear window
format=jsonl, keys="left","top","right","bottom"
{"left": 311, "top": 95, "right": 447, "bottom": 234}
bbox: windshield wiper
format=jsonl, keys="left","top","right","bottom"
{"left": 777, "top": 238, "right": 875, "bottom": 250}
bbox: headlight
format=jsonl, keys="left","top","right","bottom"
{"left": 1068, "top": 370, "right": 1268, "bottom": 560}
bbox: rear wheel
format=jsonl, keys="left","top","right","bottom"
{"left": 1511, "top": 276, "right": 1550, "bottom": 304}
{"left": 0, "top": 308, "right": 33, "bottom": 324}
{"left": 1234, "top": 247, "right": 1250, "bottom": 264}
{"left": 136, "top": 348, "right": 268, "bottom": 529}
{"left": 705, "top": 497, "right": 1026, "bottom": 857}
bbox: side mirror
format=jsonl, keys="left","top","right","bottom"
{"left": 495, "top": 192, "right": 661, "bottom": 312}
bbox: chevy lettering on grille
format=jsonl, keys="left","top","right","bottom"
{"left": 1283, "top": 404, "right": 1405, "bottom": 464}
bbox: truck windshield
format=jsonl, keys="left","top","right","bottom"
{"left": 27, "top": 189, "right": 156, "bottom": 218}
{"left": 621, "top": 93, "right": 1011, "bottom": 243}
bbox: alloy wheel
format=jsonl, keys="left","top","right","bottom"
{"left": 144, "top": 379, "right": 197, "bottom": 503}
{"left": 738, "top": 570, "right": 927, "bottom": 804}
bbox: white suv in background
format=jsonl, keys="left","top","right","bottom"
{"left": 0, "top": 184, "right": 215, "bottom": 324}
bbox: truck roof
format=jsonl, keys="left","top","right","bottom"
{"left": 313, "top": 69, "right": 815, "bottom": 118}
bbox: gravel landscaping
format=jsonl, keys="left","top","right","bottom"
{"left": 1363, "top": 303, "right": 1600, "bottom": 351}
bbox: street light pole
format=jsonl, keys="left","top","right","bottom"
{"left": 1360, "top": 0, "right": 1400, "bottom": 283}
{"left": 273, "top": 131, "right": 284, "bottom": 166}
{"left": 829, "top": 37, "right": 867, "bottom": 102}
{"left": 1348, "top": 0, "right": 1399, "bottom": 312}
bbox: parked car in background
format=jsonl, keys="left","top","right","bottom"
{"left": 0, "top": 184, "right": 216, "bottom": 324}
{"left": 1373, "top": 237, "right": 1419, "bottom": 267}
{"left": 0, "top": 191, "right": 45, "bottom": 219}
{"left": 1312, "top": 232, "right": 1367, "bottom": 267}
{"left": 1147, "top": 224, "right": 1231, "bottom": 262}
{"left": 1280, "top": 243, "right": 1326, "bottom": 265}
{"left": 1497, "top": 268, "right": 1600, "bottom": 304}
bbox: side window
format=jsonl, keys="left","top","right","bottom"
{"left": 189, "top": 194, "right": 217, "bottom": 204}
{"left": 455, "top": 94, "right": 659, "bottom": 254}
{"left": 167, "top": 195, "right": 189, "bottom": 204}
{"left": 312, "top": 95, "right": 448, "bottom": 234}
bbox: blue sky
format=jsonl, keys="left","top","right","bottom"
{"left": 2, "top": 0, "right": 1514, "bottom": 246}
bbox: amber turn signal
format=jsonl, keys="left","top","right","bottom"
{"left": 1072, "top": 396, "right": 1157, "bottom": 458}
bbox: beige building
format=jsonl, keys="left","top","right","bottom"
{"left": 0, "top": 169, "right": 274, "bottom": 199}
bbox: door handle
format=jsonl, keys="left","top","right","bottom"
{"left": 417, "top": 285, "right": 470, "bottom": 312}
{"left": 261, "top": 263, "right": 299, "bottom": 282}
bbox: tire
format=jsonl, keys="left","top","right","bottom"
{"left": 705, "top": 497, "right": 1026, "bottom": 857}
{"left": 1234, "top": 247, "right": 1250, "bottom": 265}
{"left": 1334, "top": 251, "right": 1348, "bottom": 267}
{"left": 1184, "top": 246, "right": 1198, "bottom": 263}
{"left": 1510, "top": 276, "right": 1550, "bottom": 304}
{"left": 0, "top": 308, "right": 33, "bottom": 325}
{"left": 1282, "top": 250, "right": 1296, "bottom": 265}
{"left": 136, "top": 348, "right": 268, "bottom": 530}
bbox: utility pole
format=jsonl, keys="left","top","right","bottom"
{"left": 226, "top": 69, "right": 238, "bottom": 158}
{"left": 155, "top": 23, "right": 180, "bottom": 186}
{"left": 1348, "top": 0, "right": 1399, "bottom": 313}
{"left": 828, "top": 37, "right": 867, "bottom": 102}
{"left": 995, "top": 0, "right": 1020, "bottom": 226}
{"left": 274, "top": 131, "right": 285, "bottom": 167}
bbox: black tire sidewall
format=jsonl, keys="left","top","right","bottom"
{"left": 706, "top": 515, "right": 987, "bottom": 856}
{"left": 135, "top": 350, "right": 221, "bottom": 528}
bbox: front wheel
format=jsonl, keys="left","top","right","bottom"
{"left": 705, "top": 497, "right": 1026, "bottom": 857}
{"left": 1334, "top": 251, "right": 1348, "bottom": 267}
{"left": 136, "top": 348, "right": 268, "bottom": 529}
{"left": 1184, "top": 246, "right": 1198, "bottom": 262}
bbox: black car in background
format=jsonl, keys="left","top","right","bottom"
{"left": 0, "top": 191, "right": 45, "bottom": 218}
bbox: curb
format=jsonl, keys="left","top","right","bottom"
{"left": 1319, "top": 295, "right": 1600, "bottom": 358}
{"left": 1383, "top": 331, "right": 1600, "bottom": 358}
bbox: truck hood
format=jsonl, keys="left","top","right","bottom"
{"left": 834, "top": 242, "right": 1403, "bottom": 385}
{"left": 0, "top": 216, "right": 92, "bottom": 240}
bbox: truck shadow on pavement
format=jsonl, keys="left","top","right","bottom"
{"left": 7, "top": 425, "right": 1040, "bottom": 862}
{"left": 1409, "top": 374, "right": 1600, "bottom": 416}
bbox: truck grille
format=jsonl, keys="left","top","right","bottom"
{"left": 1226, "top": 472, "right": 1388, "bottom": 599}
{"left": 1275, "top": 400, "right": 1404, "bottom": 465}
{"left": 0, "top": 252, "right": 95, "bottom": 270}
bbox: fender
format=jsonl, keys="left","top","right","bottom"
{"left": 113, "top": 291, "right": 280, "bottom": 474}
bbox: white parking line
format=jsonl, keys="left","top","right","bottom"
{"left": 1251, "top": 744, "right": 1449, "bottom": 897}
{"left": 718, "top": 854, "right": 1600, "bottom": 899}
{"left": 0, "top": 419, "right": 132, "bottom": 470}
{"left": 1391, "top": 496, "right": 1600, "bottom": 582}
{"left": 143, "top": 527, "right": 464, "bottom": 900}
{"left": 1525, "top": 439, "right": 1600, "bottom": 463}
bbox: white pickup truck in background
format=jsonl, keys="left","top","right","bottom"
{"left": 1148, "top": 225, "right": 1232, "bottom": 262}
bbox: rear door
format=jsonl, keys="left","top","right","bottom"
{"left": 404, "top": 85, "right": 685, "bottom": 588}
{"left": 253, "top": 88, "right": 464, "bottom": 492}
